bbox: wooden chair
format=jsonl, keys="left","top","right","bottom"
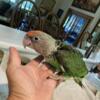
{"left": 10, "top": 0, "right": 41, "bottom": 31}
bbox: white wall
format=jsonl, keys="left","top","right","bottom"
{"left": 53, "top": 0, "right": 73, "bottom": 24}
{"left": 87, "top": 6, "right": 100, "bottom": 33}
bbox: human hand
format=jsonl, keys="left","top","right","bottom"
{"left": 7, "top": 47, "right": 57, "bottom": 100}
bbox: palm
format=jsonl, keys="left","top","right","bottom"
{"left": 7, "top": 48, "right": 56, "bottom": 100}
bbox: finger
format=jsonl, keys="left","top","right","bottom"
{"left": 40, "top": 66, "right": 54, "bottom": 80}
{"left": 8, "top": 47, "right": 21, "bottom": 66}
{"left": 45, "top": 78, "right": 57, "bottom": 89}
{"left": 27, "top": 55, "right": 44, "bottom": 67}
{"left": 40, "top": 63, "right": 54, "bottom": 73}
{"left": 34, "top": 55, "right": 44, "bottom": 62}
{"left": 40, "top": 64, "right": 49, "bottom": 71}
{"left": 43, "top": 73, "right": 57, "bottom": 88}
{"left": 39, "top": 70, "right": 52, "bottom": 80}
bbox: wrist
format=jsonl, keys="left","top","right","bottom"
{"left": 7, "top": 94, "right": 34, "bottom": 100}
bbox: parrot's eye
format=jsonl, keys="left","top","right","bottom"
{"left": 32, "top": 37, "right": 39, "bottom": 41}
{"left": 34, "top": 37, "right": 38, "bottom": 40}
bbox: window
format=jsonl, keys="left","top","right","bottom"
{"left": 21, "top": 1, "right": 34, "bottom": 11}
{"left": 9, "top": 0, "right": 35, "bottom": 11}
{"left": 63, "top": 14, "right": 86, "bottom": 34}
{"left": 9, "top": 0, "right": 16, "bottom": 3}
{"left": 63, "top": 11, "right": 90, "bottom": 45}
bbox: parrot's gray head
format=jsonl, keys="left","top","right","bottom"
{"left": 23, "top": 31, "right": 59, "bottom": 57}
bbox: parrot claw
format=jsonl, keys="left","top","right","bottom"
{"left": 38, "top": 59, "right": 46, "bottom": 67}
{"left": 48, "top": 74, "right": 65, "bottom": 83}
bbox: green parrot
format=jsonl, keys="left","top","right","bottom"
{"left": 23, "top": 30, "right": 88, "bottom": 84}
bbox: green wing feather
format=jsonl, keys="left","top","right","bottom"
{"left": 46, "top": 42, "right": 87, "bottom": 81}
{"left": 55, "top": 43, "right": 88, "bottom": 78}
{"left": 46, "top": 55, "right": 62, "bottom": 72}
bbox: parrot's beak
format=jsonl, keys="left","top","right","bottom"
{"left": 23, "top": 39, "right": 27, "bottom": 48}
{"left": 23, "top": 38, "right": 32, "bottom": 48}
{"left": 23, "top": 44, "right": 26, "bottom": 48}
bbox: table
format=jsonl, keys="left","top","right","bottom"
{"left": 0, "top": 24, "right": 38, "bottom": 54}
{"left": 0, "top": 24, "right": 32, "bottom": 51}
{"left": 0, "top": 24, "right": 38, "bottom": 67}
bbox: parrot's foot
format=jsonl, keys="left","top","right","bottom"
{"left": 37, "top": 59, "right": 65, "bottom": 83}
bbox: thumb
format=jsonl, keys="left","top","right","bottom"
{"left": 8, "top": 47, "right": 21, "bottom": 67}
